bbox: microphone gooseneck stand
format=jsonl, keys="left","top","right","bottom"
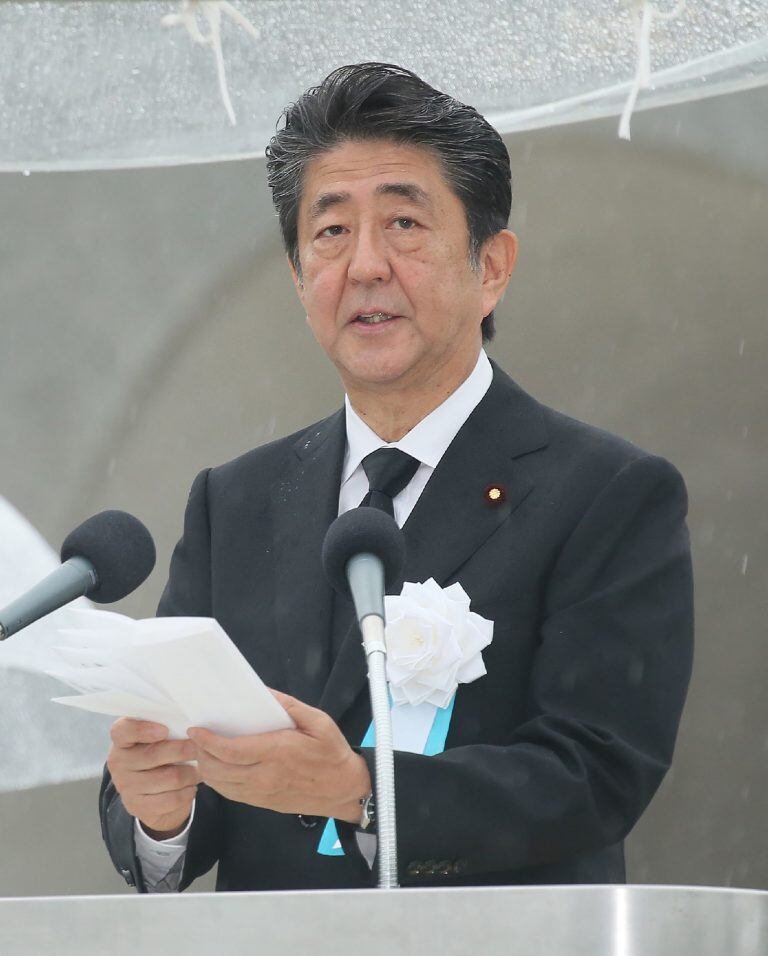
{"left": 0, "top": 557, "right": 97, "bottom": 641}
{"left": 347, "top": 552, "right": 398, "bottom": 889}
{"left": 321, "top": 509, "right": 405, "bottom": 890}
{"left": 360, "top": 612, "right": 398, "bottom": 889}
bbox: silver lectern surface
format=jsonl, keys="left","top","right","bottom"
{"left": 1, "top": 884, "right": 766, "bottom": 956}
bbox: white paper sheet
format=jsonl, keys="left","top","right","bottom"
{"left": 54, "top": 689, "right": 192, "bottom": 740}
{"left": 42, "top": 609, "right": 293, "bottom": 739}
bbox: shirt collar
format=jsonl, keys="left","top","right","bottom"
{"left": 342, "top": 349, "right": 493, "bottom": 483}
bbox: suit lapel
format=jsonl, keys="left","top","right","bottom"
{"left": 320, "top": 364, "right": 549, "bottom": 726}
{"left": 402, "top": 365, "right": 548, "bottom": 584}
{"left": 270, "top": 410, "right": 346, "bottom": 707}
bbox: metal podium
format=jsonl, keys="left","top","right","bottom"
{"left": 1, "top": 884, "right": 767, "bottom": 955}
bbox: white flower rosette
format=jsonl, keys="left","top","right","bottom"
{"left": 383, "top": 578, "right": 493, "bottom": 709}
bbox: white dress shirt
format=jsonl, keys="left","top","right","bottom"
{"left": 134, "top": 348, "right": 493, "bottom": 890}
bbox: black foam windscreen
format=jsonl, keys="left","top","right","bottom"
{"left": 322, "top": 506, "right": 405, "bottom": 597}
{"left": 60, "top": 510, "right": 156, "bottom": 603}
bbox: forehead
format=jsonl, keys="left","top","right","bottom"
{"left": 299, "top": 139, "right": 453, "bottom": 214}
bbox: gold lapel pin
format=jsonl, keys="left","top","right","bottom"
{"left": 485, "top": 484, "right": 506, "bottom": 505}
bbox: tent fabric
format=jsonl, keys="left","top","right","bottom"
{"left": 1, "top": 0, "right": 767, "bottom": 170}
{"left": 0, "top": 497, "right": 108, "bottom": 793}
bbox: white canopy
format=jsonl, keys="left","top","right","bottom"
{"left": 1, "top": 0, "right": 767, "bottom": 171}
{"left": 0, "top": 497, "right": 108, "bottom": 792}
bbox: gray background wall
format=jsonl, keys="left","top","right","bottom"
{"left": 0, "top": 89, "right": 766, "bottom": 896}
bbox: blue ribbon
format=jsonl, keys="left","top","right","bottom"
{"left": 317, "top": 693, "right": 456, "bottom": 856}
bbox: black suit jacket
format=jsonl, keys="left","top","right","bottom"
{"left": 100, "top": 362, "right": 693, "bottom": 891}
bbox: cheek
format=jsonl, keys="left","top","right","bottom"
{"left": 402, "top": 237, "right": 472, "bottom": 294}
{"left": 393, "top": 248, "right": 445, "bottom": 299}
{"left": 404, "top": 254, "right": 474, "bottom": 315}
{"left": 431, "top": 248, "right": 482, "bottom": 309}
{"left": 302, "top": 262, "right": 344, "bottom": 314}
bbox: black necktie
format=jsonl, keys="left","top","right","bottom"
{"left": 329, "top": 447, "right": 420, "bottom": 661}
{"left": 360, "top": 448, "right": 421, "bottom": 518}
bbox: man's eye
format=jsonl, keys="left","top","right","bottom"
{"left": 319, "top": 225, "right": 345, "bottom": 238}
{"left": 393, "top": 217, "right": 416, "bottom": 230}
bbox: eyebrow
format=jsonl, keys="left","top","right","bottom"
{"left": 308, "top": 191, "right": 350, "bottom": 222}
{"left": 376, "top": 182, "right": 432, "bottom": 208}
{"left": 307, "top": 182, "right": 433, "bottom": 222}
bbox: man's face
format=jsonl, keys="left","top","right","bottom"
{"left": 291, "top": 139, "right": 513, "bottom": 394}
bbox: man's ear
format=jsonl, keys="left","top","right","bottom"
{"left": 480, "top": 230, "right": 519, "bottom": 318}
{"left": 287, "top": 255, "right": 305, "bottom": 302}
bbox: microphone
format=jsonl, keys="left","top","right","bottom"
{"left": 322, "top": 506, "right": 405, "bottom": 891}
{"left": 0, "top": 510, "right": 156, "bottom": 641}
{"left": 322, "top": 506, "right": 405, "bottom": 623}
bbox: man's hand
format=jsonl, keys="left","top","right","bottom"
{"left": 107, "top": 718, "right": 199, "bottom": 839}
{"left": 189, "top": 691, "right": 371, "bottom": 824}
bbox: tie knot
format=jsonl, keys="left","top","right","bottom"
{"left": 361, "top": 448, "right": 420, "bottom": 510}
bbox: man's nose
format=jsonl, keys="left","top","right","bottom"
{"left": 347, "top": 227, "right": 392, "bottom": 284}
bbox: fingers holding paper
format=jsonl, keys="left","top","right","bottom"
{"left": 189, "top": 691, "right": 371, "bottom": 824}
{"left": 107, "top": 717, "right": 199, "bottom": 838}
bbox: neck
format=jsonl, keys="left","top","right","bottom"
{"left": 345, "top": 351, "right": 480, "bottom": 443}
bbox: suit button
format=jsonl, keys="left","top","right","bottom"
{"left": 406, "top": 861, "right": 423, "bottom": 877}
{"left": 297, "top": 814, "right": 319, "bottom": 829}
{"left": 453, "top": 858, "right": 468, "bottom": 875}
{"left": 436, "top": 859, "right": 452, "bottom": 876}
{"left": 423, "top": 859, "right": 438, "bottom": 876}
{"left": 120, "top": 868, "right": 135, "bottom": 887}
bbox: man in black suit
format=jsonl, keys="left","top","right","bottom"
{"left": 100, "top": 63, "right": 693, "bottom": 892}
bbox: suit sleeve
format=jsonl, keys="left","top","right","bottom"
{"left": 99, "top": 468, "right": 224, "bottom": 892}
{"left": 347, "top": 453, "right": 694, "bottom": 882}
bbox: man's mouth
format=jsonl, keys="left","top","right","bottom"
{"left": 353, "top": 311, "right": 399, "bottom": 325}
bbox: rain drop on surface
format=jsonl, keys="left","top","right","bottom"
{"left": 741, "top": 554, "right": 749, "bottom": 575}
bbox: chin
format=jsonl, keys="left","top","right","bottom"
{"left": 340, "top": 354, "right": 417, "bottom": 389}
